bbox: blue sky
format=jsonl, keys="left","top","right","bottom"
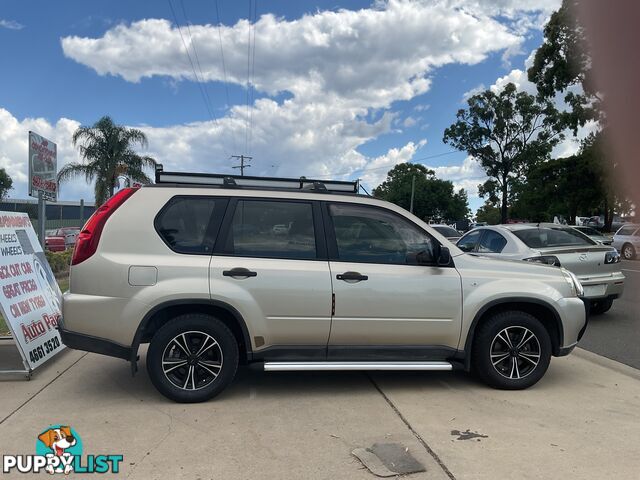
{"left": 0, "top": 0, "right": 564, "bottom": 213}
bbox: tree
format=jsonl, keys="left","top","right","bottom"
{"left": 0, "top": 168, "right": 12, "bottom": 199}
{"left": 58, "top": 116, "right": 157, "bottom": 206}
{"left": 373, "top": 163, "right": 470, "bottom": 222}
{"left": 443, "top": 83, "right": 563, "bottom": 223}
{"left": 527, "top": 0, "right": 601, "bottom": 133}
{"left": 475, "top": 201, "right": 501, "bottom": 225}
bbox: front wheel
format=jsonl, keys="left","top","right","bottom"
{"left": 622, "top": 243, "right": 636, "bottom": 260}
{"left": 472, "top": 311, "right": 551, "bottom": 390}
{"left": 146, "top": 314, "right": 239, "bottom": 403}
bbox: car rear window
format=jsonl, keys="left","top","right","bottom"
{"left": 513, "top": 227, "right": 594, "bottom": 248}
{"left": 433, "top": 226, "right": 460, "bottom": 238}
{"left": 155, "top": 196, "right": 220, "bottom": 254}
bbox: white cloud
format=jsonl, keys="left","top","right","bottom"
{"left": 0, "top": 19, "right": 24, "bottom": 30}
{"left": 428, "top": 156, "right": 487, "bottom": 197}
{"left": 402, "top": 116, "right": 417, "bottom": 127}
{"left": 61, "top": 0, "right": 523, "bottom": 110}
{"left": 462, "top": 83, "right": 486, "bottom": 102}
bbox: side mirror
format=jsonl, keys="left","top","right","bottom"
{"left": 406, "top": 249, "right": 435, "bottom": 265}
{"left": 438, "top": 246, "right": 451, "bottom": 266}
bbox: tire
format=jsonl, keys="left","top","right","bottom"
{"left": 472, "top": 311, "right": 551, "bottom": 390}
{"left": 622, "top": 243, "right": 636, "bottom": 260}
{"left": 146, "top": 314, "right": 239, "bottom": 403}
{"left": 590, "top": 298, "right": 613, "bottom": 315}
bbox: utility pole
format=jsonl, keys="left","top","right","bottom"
{"left": 231, "top": 155, "right": 252, "bottom": 176}
{"left": 409, "top": 175, "right": 416, "bottom": 214}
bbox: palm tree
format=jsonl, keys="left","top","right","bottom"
{"left": 58, "top": 116, "right": 157, "bottom": 205}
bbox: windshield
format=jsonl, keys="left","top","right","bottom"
{"left": 433, "top": 226, "right": 460, "bottom": 237}
{"left": 513, "top": 227, "right": 595, "bottom": 248}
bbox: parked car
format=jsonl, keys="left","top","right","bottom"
{"left": 430, "top": 224, "right": 462, "bottom": 242}
{"left": 50, "top": 226, "right": 81, "bottom": 248}
{"left": 612, "top": 224, "right": 640, "bottom": 260}
{"left": 44, "top": 230, "right": 66, "bottom": 252}
{"left": 58, "top": 170, "right": 587, "bottom": 403}
{"left": 456, "top": 223, "right": 624, "bottom": 315}
{"left": 572, "top": 226, "right": 612, "bottom": 245}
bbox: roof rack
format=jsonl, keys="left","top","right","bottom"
{"left": 154, "top": 164, "right": 360, "bottom": 194}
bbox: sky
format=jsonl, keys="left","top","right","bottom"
{"left": 0, "top": 0, "right": 580, "bottom": 213}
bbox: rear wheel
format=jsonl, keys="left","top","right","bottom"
{"left": 146, "top": 314, "right": 239, "bottom": 403}
{"left": 622, "top": 243, "right": 636, "bottom": 260}
{"left": 590, "top": 298, "right": 614, "bottom": 315}
{"left": 472, "top": 311, "right": 551, "bottom": 390}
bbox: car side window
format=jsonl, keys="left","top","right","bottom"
{"left": 155, "top": 196, "right": 220, "bottom": 254}
{"left": 478, "top": 230, "right": 507, "bottom": 253}
{"left": 224, "top": 200, "right": 316, "bottom": 259}
{"left": 457, "top": 230, "right": 482, "bottom": 252}
{"left": 328, "top": 203, "right": 437, "bottom": 265}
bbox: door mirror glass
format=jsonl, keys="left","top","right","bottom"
{"left": 438, "top": 246, "right": 451, "bottom": 266}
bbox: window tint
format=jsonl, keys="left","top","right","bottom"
{"left": 433, "top": 226, "right": 460, "bottom": 238}
{"left": 225, "top": 200, "right": 316, "bottom": 259}
{"left": 576, "top": 226, "right": 601, "bottom": 236}
{"left": 478, "top": 230, "right": 507, "bottom": 253}
{"left": 156, "top": 197, "right": 218, "bottom": 254}
{"left": 617, "top": 226, "right": 638, "bottom": 236}
{"left": 513, "top": 227, "right": 594, "bottom": 248}
{"left": 457, "top": 230, "right": 482, "bottom": 252}
{"left": 328, "top": 204, "right": 437, "bottom": 264}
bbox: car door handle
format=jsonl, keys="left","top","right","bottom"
{"left": 223, "top": 267, "right": 257, "bottom": 278}
{"left": 336, "top": 271, "right": 368, "bottom": 281}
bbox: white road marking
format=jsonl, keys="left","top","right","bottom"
{"left": 621, "top": 268, "right": 640, "bottom": 273}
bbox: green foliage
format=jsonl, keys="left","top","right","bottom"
{"left": 58, "top": 116, "right": 157, "bottom": 206}
{"left": 443, "top": 83, "right": 563, "bottom": 223}
{"left": 372, "top": 163, "right": 470, "bottom": 222}
{"left": 475, "top": 201, "right": 502, "bottom": 225}
{"left": 527, "top": 0, "right": 601, "bottom": 133}
{"left": 45, "top": 249, "right": 73, "bottom": 275}
{"left": 0, "top": 168, "right": 13, "bottom": 199}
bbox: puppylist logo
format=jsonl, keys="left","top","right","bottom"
{"left": 2, "top": 425, "right": 123, "bottom": 474}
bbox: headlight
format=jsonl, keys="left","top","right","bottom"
{"left": 604, "top": 250, "right": 620, "bottom": 264}
{"left": 524, "top": 255, "right": 562, "bottom": 267}
{"left": 562, "top": 269, "right": 584, "bottom": 297}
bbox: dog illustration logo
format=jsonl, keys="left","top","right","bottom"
{"left": 36, "top": 425, "right": 82, "bottom": 475}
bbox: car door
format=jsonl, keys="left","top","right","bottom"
{"left": 324, "top": 202, "right": 462, "bottom": 360}
{"left": 210, "top": 198, "right": 332, "bottom": 358}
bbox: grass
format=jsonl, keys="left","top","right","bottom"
{"left": 0, "top": 275, "right": 69, "bottom": 337}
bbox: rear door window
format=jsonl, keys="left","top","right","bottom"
{"left": 478, "top": 230, "right": 507, "bottom": 253}
{"left": 222, "top": 200, "right": 317, "bottom": 259}
{"left": 155, "top": 196, "right": 225, "bottom": 254}
{"left": 457, "top": 230, "right": 482, "bottom": 252}
{"left": 617, "top": 226, "right": 638, "bottom": 236}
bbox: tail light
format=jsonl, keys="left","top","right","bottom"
{"left": 71, "top": 188, "right": 138, "bottom": 266}
{"left": 524, "top": 255, "right": 562, "bottom": 267}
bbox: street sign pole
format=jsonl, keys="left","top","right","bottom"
{"left": 38, "top": 191, "right": 46, "bottom": 249}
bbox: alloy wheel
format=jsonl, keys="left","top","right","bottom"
{"left": 623, "top": 245, "right": 634, "bottom": 260}
{"left": 490, "top": 326, "right": 541, "bottom": 380}
{"left": 161, "top": 330, "right": 223, "bottom": 391}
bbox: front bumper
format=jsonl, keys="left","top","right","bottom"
{"left": 57, "top": 315, "right": 132, "bottom": 361}
{"left": 578, "top": 271, "right": 625, "bottom": 299}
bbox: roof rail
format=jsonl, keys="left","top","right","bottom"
{"left": 154, "top": 164, "right": 359, "bottom": 194}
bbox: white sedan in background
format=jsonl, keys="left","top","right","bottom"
{"left": 612, "top": 224, "right": 639, "bottom": 260}
{"left": 457, "top": 223, "right": 625, "bottom": 315}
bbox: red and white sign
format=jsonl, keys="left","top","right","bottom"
{"left": 0, "top": 212, "right": 64, "bottom": 370}
{"left": 28, "top": 131, "right": 58, "bottom": 202}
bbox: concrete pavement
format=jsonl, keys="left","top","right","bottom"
{"left": 1, "top": 346, "right": 639, "bottom": 479}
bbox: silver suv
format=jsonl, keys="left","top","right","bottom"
{"left": 58, "top": 168, "right": 587, "bottom": 403}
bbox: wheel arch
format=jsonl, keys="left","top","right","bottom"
{"left": 461, "top": 298, "right": 564, "bottom": 371}
{"left": 131, "top": 299, "right": 253, "bottom": 372}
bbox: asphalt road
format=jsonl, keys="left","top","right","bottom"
{"left": 579, "top": 259, "right": 639, "bottom": 369}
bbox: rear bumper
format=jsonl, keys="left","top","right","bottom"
{"left": 57, "top": 315, "right": 131, "bottom": 361}
{"left": 578, "top": 271, "right": 625, "bottom": 299}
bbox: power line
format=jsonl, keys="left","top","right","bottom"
{"left": 167, "top": 0, "right": 219, "bottom": 127}
{"left": 214, "top": 0, "right": 239, "bottom": 154}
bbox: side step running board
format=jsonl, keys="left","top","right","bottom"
{"left": 263, "top": 361, "right": 452, "bottom": 372}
